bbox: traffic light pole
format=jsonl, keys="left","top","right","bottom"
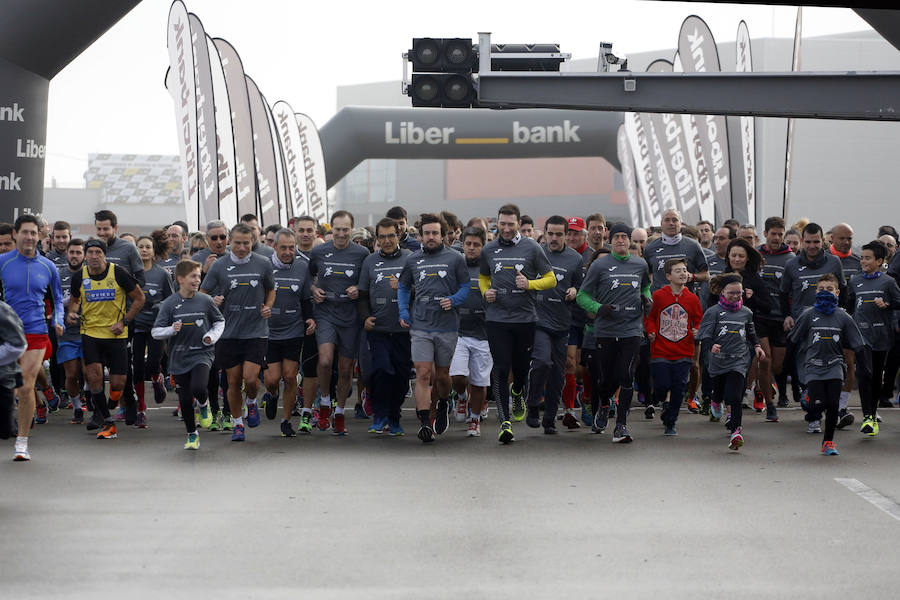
{"left": 474, "top": 32, "right": 900, "bottom": 121}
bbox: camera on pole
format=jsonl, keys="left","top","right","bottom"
{"left": 402, "top": 36, "right": 569, "bottom": 108}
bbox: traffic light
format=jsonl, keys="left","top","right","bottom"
{"left": 408, "top": 38, "right": 477, "bottom": 107}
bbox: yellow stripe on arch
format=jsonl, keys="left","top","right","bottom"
{"left": 455, "top": 137, "right": 509, "bottom": 145}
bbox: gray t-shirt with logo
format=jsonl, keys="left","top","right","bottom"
{"left": 458, "top": 261, "right": 487, "bottom": 341}
{"left": 580, "top": 253, "right": 650, "bottom": 339}
{"left": 644, "top": 236, "right": 709, "bottom": 292}
{"left": 135, "top": 263, "right": 174, "bottom": 332}
{"left": 400, "top": 246, "right": 469, "bottom": 332}
{"left": 537, "top": 245, "right": 585, "bottom": 333}
{"left": 758, "top": 247, "right": 794, "bottom": 320}
{"left": 781, "top": 253, "right": 845, "bottom": 319}
{"left": 270, "top": 256, "right": 312, "bottom": 341}
{"left": 358, "top": 250, "right": 410, "bottom": 334}
{"left": 200, "top": 253, "right": 275, "bottom": 340}
{"left": 153, "top": 292, "right": 224, "bottom": 374}
{"left": 308, "top": 241, "right": 370, "bottom": 325}
{"left": 789, "top": 306, "right": 865, "bottom": 384}
{"left": 479, "top": 236, "right": 554, "bottom": 324}
{"left": 847, "top": 272, "right": 900, "bottom": 351}
{"left": 696, "top": 304, "right": 758, "bottom": 377}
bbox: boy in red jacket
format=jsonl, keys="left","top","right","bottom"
{"left": 644, "top": 258, "right": 704, "bottom": 435}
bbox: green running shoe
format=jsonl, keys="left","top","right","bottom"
{"left": 297, "top": 411, "right": 313, "bottom": 434}
{"left": 498, "top": 420, "right": 515, "bottom": 444}
{"left": 510, "top": 384, "right": 526, "bottom": 422}
{"left": 199, "top": 404, "right": 213, "bottom": 429}
{"left": 222, "top": 415, "right": 234, "bottom": 431}
{"left": 184, "top": 432, "right": 200, "bottom": 450}
{"left": 208, "top": 411, "right": 223, "bottom": 432}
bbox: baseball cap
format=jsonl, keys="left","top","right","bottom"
{"left": 567, "top": 217, "right": 586, "bottom": 232}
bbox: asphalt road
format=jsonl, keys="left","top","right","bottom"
{"left": 2, "top": 394, "right": 899, "bottom": 599}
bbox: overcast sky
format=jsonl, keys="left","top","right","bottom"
{"left": 44, "top": 0, "right": 871, "bottom": 186}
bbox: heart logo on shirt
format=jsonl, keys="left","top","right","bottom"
{"left": 250, "top": 280, "right": 258, "bottom": 287}
{"left": 149, "top": 289, "right": 157, "bottom": 296}
{"left": 346, "top": 269, "right": 354, "bottom": 277}
{"left": 775, "top": 272, "right": 783, "bottom": 278}
{"left": 515, "top": 264, "right": 524, "bottom": 271}
{"left": 290, "top": 284, "right": 299, "bottom": 292}
{"left": 196, "top": 318, "right": 204, "bottom": 326}
{"left": 438, "top": 270, "right": 447, "bottom": 278}
{"left": 631, "top": 281, "right": 638, "bottom": 288}
{"left": 555, "top": 273, "right": 564, "bottom": 281}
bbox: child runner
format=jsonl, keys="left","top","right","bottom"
{"left": 846, "top": 240, "right": 900, "bottom": 436}
{"left": 644, "top": 258, "right": 703, "bottom": 436}
{"left": 696, "top": 274, "right": 766, "bottom": 451}
{"left": 790, "top": 273, "right": 870, "bottom": 455}
{"left": 152, "top": 260, "right": 225, "bottom": 450}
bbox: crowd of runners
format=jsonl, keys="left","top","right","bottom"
{"left": 1, "top": 203, "right": 898, "bottom": 461}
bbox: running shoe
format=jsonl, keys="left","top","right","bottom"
{"left": 246, "top": 402, "right": 261, "bottom": 428}
{"left": 197, "top": 405, "right": 211, "bottom": 429}
{"left": 612, "top": 424, "right": 632, "bottom": 443}
{"left": 765, "top": 404, "right": 778, "bottom": 423}
{"left": 97, "top": 423, "right": 117, "bottom": 439}
{"left": 608, "top": 400, "right": 617, "bottom": 419}
{"left": 209, "top": 411, "right": 223, "bottom": 431}
{"left": 728, "top": 427, "right": 743, "bottom": 451}
{"left": 135, "top": 411, "right": 148, "bottom": 429}
{"left": 222, "top": 414, "right": 235, "bottom": 431}
{"left": 510, "top": 384, "right": 526, "bottom": 422}
{"left": 263, "top": 392, "right": 278, "bottom": 421}
{"left": 361, "top": 389, "right": 373, "bottom": 417}
{"left": 387, "top": 419, "right": 404, "bottom": 436}
{"left": 434, "top": 399, "right": 450, "bottom": 435}
{"left": 59, "top": 392, "right": 72, "bottom": 410}
{"left": 543, "top": 422, "right": 558, "bottom": 435}
{"left": 644, "top": 404, "right": 655, "bottom": 420}
{"left": 821, "top": 440, "right": 839, "bottom": 456}
{"left": 498, "top": 420, "right": 515, "bottom": 444}
{"left": 113, "top": 406, "right": 126, "bottom": 422}
{"left": 166, "top": 374, "right": 176, "bottom": 391}
{"left": 837, "top": 409, "right": 855, "bottom": 429}
{"left": 807, "top": 420, "right": 821, "bottom": 434}
{"left": 151, "top": 374, "right": 167, "bottom": 404}
{"left": 525, "top": 406, "right": 541, "bottom": 429}
{"left": 184, "top": 432, "right": 200, "bottom": 450}
{"left": 777, "top": 396, "right": 789, "bottom": 409}
{"left": 860, "top": 417, "right": 879, "bottom": 437}
{"left": 709, "top": 402, "right": 722, "bottom": 422}
{"left": 561, "top": 410, "right": 581, "bottom": 430}
{"left": 417, "top": 424, "right": 435, "bottom": 443}
{"left": 664, "top": 424, "right": 677, "bottom": 436}
{"left": 592, "top": 405, "right": 609, "bottom": 434}
{"left": 687, "top": 397, "right": 700, "bottom": 414}
{"left": 466, "top": 418, "right": 480, "bottom": 437}
{"left": 231, "top": 424, "right": 245, "bottom": 441}
{"left": 453, "top": 391, "right": 468, "bottom": 423}
{"left": 700, "top": 396, "right": 711, "bottom": 416}
{"left": 581, "top": 402, "right": 593, "bottom": 426}
{"left": 353, "top": 402, "right": 368, "bottom": 420}
{"left": 753, "top": 388, "right": 765, "bottom": 413}
{"left": 71, "top": 408, "right": 84, "bottom": 425}
{"left": 86, "top": 411, "right": 104, "bottom": 431}
{"left": 280, "top": 420, "right": 297, "bottom": 437}
{"left": 332, "top": 413, "right": 347, "bottom": 436}
{"left": 368, "top": 416, "right": 387, "bottom": 434}
{"left": 298, "top": 412, "right": 313, "bottom": 434}
{"left": 35, "top": 405, "right": 48, "bottom": 424}
{"left": 800, "top": 390, "right": 810, "bottom": 412}
{"left": 44, "top": 387, "right": 59, "bottom": 412}
{"left": 13, "top": 438, "right": 29, "bottom": 461}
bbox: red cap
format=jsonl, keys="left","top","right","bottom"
{"left": 567, "top": 217, "right": 586, "bottom": 232}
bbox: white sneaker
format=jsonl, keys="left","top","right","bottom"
{"left": 467, "top": 418, "right": 481, "bottom": 437}
{"left": 14, "top": 438, "right": 30, "bottom": 461}
{"left": 455, "top": 393, "right": 469, "bottom": 423}
{"left": 807, "top": 420, "right": 821, "bottom": 434}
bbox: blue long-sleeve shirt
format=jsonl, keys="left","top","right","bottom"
{"left": 0, "top": 250, "right": 64, "bottom": 335}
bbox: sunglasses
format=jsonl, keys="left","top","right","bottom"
{"left": 208, "top": 235, "right": 227, "bottom": 241}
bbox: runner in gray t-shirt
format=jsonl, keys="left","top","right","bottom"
{"left": 308, "top": 211, "right": 369, "bottom": 435}
{"left": 643, "top": 210, "right": 709, "bottom": 293}
{"left": 199, "top": 223, "right": 275, "bottom": 442}
{"left": 478, "top": 205, "right": 557, "bottom": 444}
{"left": 153, "top": 260, "right": 225, "bottom": 450}
{"left": 398, "top": 215, "right": 470, "bottom": 443}
{"left": 261, "top": 229, "right": 315, "bottom": 436}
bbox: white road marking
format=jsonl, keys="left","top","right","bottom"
{"left": 835, "top": 478, "right": 900, "bottom": 522}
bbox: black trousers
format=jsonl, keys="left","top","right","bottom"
{"left": 858, "top": 349, "right": 888, "bottom": 418}
{"left": 487, "top": 322, "right": 535, "bottom": 423}
{"left": 175, "top": 365, "right": 211, "bottom": 434}
{"left": 713, "top": 371, "right": 746, "bottom": 431}
{"left": 807, "top": 378, "right": 842, "bottom": 443}
{"left": 367, "top": 331, "right": 412, "bottom": 422}
{"left": 526, "top": 327, "right": 568, "bottom": 424}
{"left": 596, "top": 336, "right": 641, "bottom": 426}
